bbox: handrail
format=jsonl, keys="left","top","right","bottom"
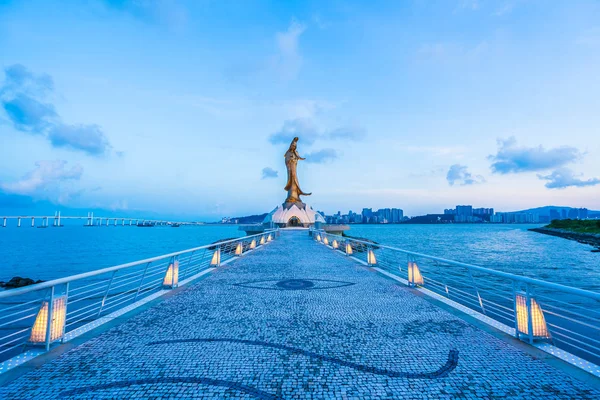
{"left": 313, "top": 228, "right": 600, "bottom": 374}
{"left": 317, "top": 230, "right": 600, "bottom": 300}
{"left": 0, "top": 230, "right": 275, "bottom": 299}
{"left": 0, "top": 228, "right": 279, "bottom": 367}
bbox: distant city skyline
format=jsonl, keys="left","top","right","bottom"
{"left": 1, "top": 1, "right": 600, "bottom": 220}
{"left": 309, "top": 204, "right": 599, "bottom": 226}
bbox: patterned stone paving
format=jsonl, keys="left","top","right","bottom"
{"left": 1, "top": 230, "right": 599, "bottom": 399}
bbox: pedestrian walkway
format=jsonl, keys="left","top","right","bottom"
{"left": 1, "top": 230, "right": 598, "bottom": 399}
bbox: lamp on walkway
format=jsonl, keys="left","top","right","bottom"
{"left": 345, "top": 242, "right": 353, "bottom": 256}
{"left": 163, "top": 259, "right": 179, "bottom": 288}
{"left": 210, "top": 249, "right": 221, "bottom": 267}
{"left": 235, "top": 243, "right": 243, "bottom": 256}
{"left": 408, "top": 261, "right": 424, "bottom": 286}
{"left": 29, "top": 296, "right": 67, "bottom": 345}
{"left": 250, "top": 239, "right": 256, "bottom": 249}
{"left": 367, "top": 249, "right": 377, "bottom": 266}
{"left": 516, "top": 292, "right": 550, "bottom": 341}
{"left": 332, "top": 239, "right": 338, "bottom": 249}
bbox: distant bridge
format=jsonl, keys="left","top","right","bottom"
{"left": 0, "top": 212, "right": 204, "bottom": 228}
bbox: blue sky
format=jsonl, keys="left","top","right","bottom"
{"left": 1, "top": 0, "right": 599, "bottom": 220}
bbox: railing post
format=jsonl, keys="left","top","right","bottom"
{"left": 62, "top": 282, "right": 70, "bottom": 342}
{"left": 171, "top": 256, "right": 178, "bottom": 287}
{"left": 98, "top": 271, "right": 117, "bottom": 317}
{"left": 184, "top": 251, "right": 196, "bottom": 278}
{"left": 134, "top": 262, "right": 151, "bottom": 301}
{"left": 512, "top": 281, "right": 519, "bottom": 339}
{"left": 45, "top": 286, "right": 55, "bottom": 351}
{"left": 467, "top": 268, "right": 486, "bottom": 315}
{"left": 526, "top": 284, "right": 534, "bottom": 344}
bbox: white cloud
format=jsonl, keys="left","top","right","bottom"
{"left": 538, "top": 168, "right": 600, "bottom": 189}
{"left": 271, "top": 20, "right": 306, "bottom": 80}
{"left": 1, "top": 160, "right": 83, "bottom": 196}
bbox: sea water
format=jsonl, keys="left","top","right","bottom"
{"left": 0, "top": 224, "right": 242, "bottom": 282}
{"left": 0, "top": 224, "right": 598, "bottom": 291}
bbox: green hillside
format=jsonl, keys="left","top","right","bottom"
{"left": 546, "top": 219, "right": 600, "bottom": 234}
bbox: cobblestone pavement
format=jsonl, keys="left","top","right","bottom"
{"left": 1, "top": 230, "right": 599, "bottom": 399}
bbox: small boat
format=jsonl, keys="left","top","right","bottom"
{"left": 171, "top": 223, "right": 181, "bottom": 227}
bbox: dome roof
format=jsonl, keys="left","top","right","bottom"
{"left": 263, "top": 203, "right": 325, "bottom": 225}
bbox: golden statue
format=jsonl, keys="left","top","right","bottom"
{"left": 284, "top": 137, "right": 311, "bottom": 205}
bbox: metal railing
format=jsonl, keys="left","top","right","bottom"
{"left": 312, "top": 230, "right": 600, "bottom": 370}
{"left": 0, "top": 230, "right": 278, "bottom": 363}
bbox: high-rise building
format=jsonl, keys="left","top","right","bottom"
{"left": 455, "top": 205, "right": 473, "bottom": 222}
{"left": 456, "top": 205, "right": 473, "bottom": 216}
{"left": 391, "top": 208, "right": 404, "bottom": 223}
{"left": 549, "top": 209, "right": 560, "bottom": 221}
{"left": 568, "top": 209, "right": 578, "bottom": 219}
{"left": 362, "top": 208, "right": 373, "bottom": 223}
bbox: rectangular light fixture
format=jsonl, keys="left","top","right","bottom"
{"left": 267, "top": 234, "right": 272, "bottom": 242}
{"left": 210, "top": 249, "right": 221, "bottom": 266}
{"left": 29, "top": 296, "right": 67, "bottom": 344}
{"left": 345, "top": 243, "right": 353, "bottom": 255}
{"left": 408, "top": 261, "right": 424, "bottom": 286}
{"left": 516, "top": 292, "right": 550, "bottom": 340}
{"left": 367, "top": 249, "right": 377, "bottom": 265}
{"left": 250, "top": 239, "right": 256, "bottom": 249}
{"left": 163, "top": 260, "right": 179, "bottom": 287}
{"left": 260, "top": 236, "right": 265, "bottom": 245}
{"left": 323, "top": 236, "right": 329, "bottom": 246}
{"left": 332, "top": 239, "right": 338, "bottom": 249}
{"left": 316, "top": 234, "right": 321, "bottom": 242}
{"left": 235, "top": 243, "right": 243, "bottom": 256}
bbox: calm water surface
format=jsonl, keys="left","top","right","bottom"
{"left": 0, "top": 224, "right": 242, "bottom": 282}
{"left": 0, "top": 224, "right": 598, "bottom": 291}
{"left": 348, "top": 224, "right": 600, "bottom": 292}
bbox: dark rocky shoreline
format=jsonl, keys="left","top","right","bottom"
{"left": 529, "top": 227, "right": 600, "bottom": 252}
{"left": 0, "top": 276, "right": 44, "bottom": 289}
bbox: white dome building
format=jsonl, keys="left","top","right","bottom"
{"left": 263, "top": 203, "right": 325, "bottom": 228}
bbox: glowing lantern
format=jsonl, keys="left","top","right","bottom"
{"left": 235, "top": 243, "right": 243, "bottom": 256}
{"left": 332, "top": 239, "right": 338, "bottom": 249}
{"left": 516, "top": 293, "right": 550, "bottom": 340}
{"left": 163, "top": 260, "right": 179, "bottom": 287}
{"left": 29, "top": 296, "right": 67, "bottom": 344}
{"left": 408, "top": 261, "right": 424, "bottom": 286}
{"left": 260, "top": 236, "right": 265, "bottom": 245}
{"left": 323, "top": 236, "right": 329, "bottom": 246}
{"left": 367, "top": 249, "right": 377, "bottom": 265}
{"left": 250, "top": 239, "right": 256, "bottom": 249}
{"left": 210, "top": 249, "right": 221, "bottom": 266}
{"left": 316, "top": 234, "right": 321, "bottom": 242}
{"left": 345, "top": 243, "right": 353, "bottom": 255}
{"left": 267, "top": 234, "right": 272, "bottom": 242}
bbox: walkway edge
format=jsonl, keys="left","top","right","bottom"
{"left": 0, "top": 267, "right": 217, "bottom": 387}
{"left": 370, "top": 266, "right": 600, "bottom": 389}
